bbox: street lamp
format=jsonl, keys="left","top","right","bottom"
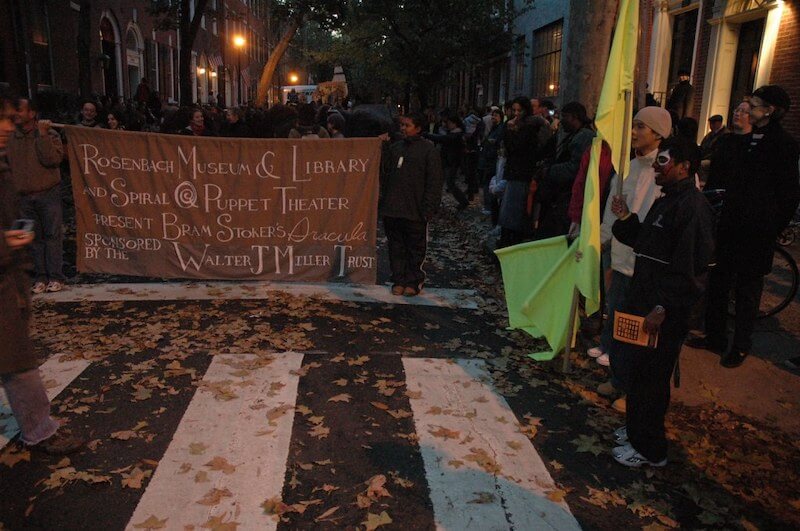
{"left": 289, "top": 73, "right": 299, "bottom": 85}
{"left": 233, "top": 35, "right": 246, "bottom": 104}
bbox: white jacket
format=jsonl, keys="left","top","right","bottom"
{"left": 600, "top": 148, "right": 660, "bottom": 277}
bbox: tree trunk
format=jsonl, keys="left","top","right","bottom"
{"left": 256, "top": 17, "right": 301, "bottom": 108}
{"left": 560, "top": 0, "right": 620, "bottom": 117}
{"left": 77, "top": 0, "right": 92, "bottom": 98}
{"left": 178, "top": 0, "right": 209, "bottom": 106}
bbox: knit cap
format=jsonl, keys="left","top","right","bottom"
{"left": 634, "top": 106, "right": 672, "bottom": 139}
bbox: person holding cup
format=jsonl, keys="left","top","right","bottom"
{"left": 0, "top": 91, "right": 82, "bottom": 455}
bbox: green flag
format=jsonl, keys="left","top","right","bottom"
{"left": 495, "top": 0, "right": 639, "bottom": 362}
{"left": 495, "top": 237, "right": 578, "bottom": 361}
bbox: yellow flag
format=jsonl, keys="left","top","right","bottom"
{"left": 576, "top": 0, "right": 638, "bottom": 316}
{"left": 593, "top": 0, "right": 638, "bottom": 180}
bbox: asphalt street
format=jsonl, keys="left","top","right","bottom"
{"left": 1, "top": 199, "right": 799, "bottom": 530}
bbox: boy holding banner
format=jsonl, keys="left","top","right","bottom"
{"left": 380, "top": 112, "right": 444, "bottom": 296}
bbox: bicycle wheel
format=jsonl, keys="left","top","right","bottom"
{"left": 757, "top": 246, "right": 799, "bottom": 318}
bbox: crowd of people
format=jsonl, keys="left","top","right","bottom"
{"left": 379, "top": 84, "right": 799, "bottom": 469}
{"left": 0, "top": 79, "right": 798, "bottom": 467}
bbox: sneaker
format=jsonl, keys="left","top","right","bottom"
{"left": 26, "top": 429, "right": 84, "bottom": 455}
{"left": 596, "top": 353, "right": 610, "bottom": 367}
{"left": 391, "top": 284, "right": 404, "bottom": 296}
{"left": 597, "top": 381, "right": 616, "bottom": 397}
{"left": 587, "top": 346, "right": 605, "bottom": 358}
{"left": 612, "top": 443, "right": 632, "bottom": 459}
{"left": 613, "top": 425, "right": 628, "bottom": 444}
{"left": 612, "top": 396, "right": 627, "bottom": 413}
{"left": 613, "top": 444, "right": 666, "bottom": 468}
{"left": 32, "top": 282, "right": 46, "bottom": 294}
{"left": 45, "top": 281, "right": 64, "bottom": 293}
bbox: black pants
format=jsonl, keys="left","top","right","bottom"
{"left": 704, "top": 266, "right": 764, "bottom": 351}
{"left": 384, "top": 217, "right": 428, "bottom": 289}
{"left": 464, "top": 151, "right": 480, "bottom": 196}
{"left": 625, "top": 313, "right": 689, "bottom": 463}
{"left": 444, "top": 166, "right": 469, "bottom": 208}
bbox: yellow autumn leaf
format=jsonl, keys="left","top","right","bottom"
{"left": 327, "top": 393, "right": 352, "bottom": 403}
{"left": 314, "top": 506, "right": 340, "bottom": 522}
{"left": 132, "top": 515, "right": 168, "bottom": 529}
{"left": 189, "top": 442, "right": 208, "bottom": 455}
{"left": 196, "top": 487, "right": 233, "bottom": 506}
{"left": 428, "top": 426, "right": 460, "bottom": 440}
{"left": 363, "top": 511, "right": 392, "bottom": 530}
{"left": 204, "top": 456, "right": 236, "bottom": 475}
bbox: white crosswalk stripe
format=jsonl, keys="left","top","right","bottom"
{"left": 126, "top": 352, "right": 304, "bottom": 530}
{"left": 0, "top": 356, "right": 91, "bottom": 448}
{"left": 36, "top": 281, "right": 483, "bottom": 309}
{"left": 403, "top": 358, "right": 580, "bottom": 530}
{"left": 2, "top": 353, "right": 578, "bottom": 529}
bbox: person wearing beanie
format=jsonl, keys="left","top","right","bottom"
{"left": 592, "top": 106, "right": 673, "bottom": 410}
{"left": 690, "top": 85, "right": 800, "bottom": 368}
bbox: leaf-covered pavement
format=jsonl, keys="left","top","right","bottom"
{"left": 1, "top": 197, "right": 799, "bottom": 529}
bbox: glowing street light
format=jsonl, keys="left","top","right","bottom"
{"left": 289, "top": 73, "right": 299, "bottom": 84}
{"left": 197, "top": 67, "right": 206, "bottom": 75}
{"left": 233, "top": 35, "right": 246, "bottom": 104}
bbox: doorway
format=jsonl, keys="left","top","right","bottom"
{"left": 729, "top": 18, "right": 765, "bottom": 121}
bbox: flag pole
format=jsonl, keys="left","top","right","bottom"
{"left": 615, "top": 89, "right": 633, "bottom": 196}
{"left": 561, "top": 286, "right": 580, "bottom": 373}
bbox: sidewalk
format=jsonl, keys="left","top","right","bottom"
{"left": 676, "top": 346, "right": 800, "bottom": 434}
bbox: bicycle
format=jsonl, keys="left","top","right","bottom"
{"left": 704, "top": 188, "right": 799, "bottom": 319}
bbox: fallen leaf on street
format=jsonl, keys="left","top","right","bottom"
{"left": 429, "top": 426, "right": 460, "bottom": 440}
{"left": 121, "top": 467, "right": 152, "bottom": 489}
{"left": 200, "top": 513, "right": 239, "bottom": 530}
{"left": 204, "top": 456, "right": 236, "bottom": 475}
{"left": 363, "top": 511, "right": 392, "bottom": 530}
{"left": 132, "top": 515, "right": 168, "bottom": 529}
{"left": 197, "top": 487, "right": 233, "bottom": 506}
{"left": 314, "top": 506, "right": 340, "bottom": 522}
{"left": 468, "top": 492, "right": 496, "bottom": 504}
{"left": 189, "top": 442, "right": 208, "bottom": 455}
{"left": 328, "top": 393, "right": 352, "bottom": 403}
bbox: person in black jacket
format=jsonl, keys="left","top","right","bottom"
{"left": 609, "top": 137, "right": 715, "bottom": 467}
{"left": 380, "top": 112, "right": 444, "bottom": 296}
{"left": 424, "top": 113, "right": 468, "bottom": 210}
{"left": 690, "top": 85, "right": 800, "bottom": 368}
{"left": 220, "top": 107, "right": 253, "bottom": 137}
{"left": 666, "top": 68, "right": 694, "bottom": 120}
{"left": 497, "top": 96, "right": 546, "bottom": 247}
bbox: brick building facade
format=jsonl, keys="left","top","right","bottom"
{"left": 646, "top": 0, "right": 799, "bottom": 143}
{"left": 0, "top": 0, "right": 271, "bottom": 107}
